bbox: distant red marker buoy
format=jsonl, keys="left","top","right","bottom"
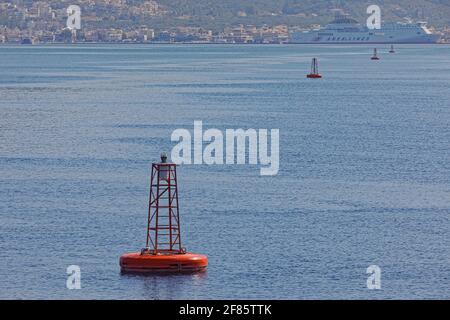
{"left": 120, "top": 153, "right": 208, "bottom": 273}
{"left": 371, "top": 48, "right": 380, "bottom": 60}
{"left": 306, "top": 57, "right": 322, "bottom": 78}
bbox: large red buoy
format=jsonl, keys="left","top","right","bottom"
{"left": 306, "top": 57, "right": 322, "bottom": 78}
{"left": 120, "top": 153, "right": 208, "bottom": 273}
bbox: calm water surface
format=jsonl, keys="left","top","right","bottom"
{"left": 0, "top": 44, "right": 449, "bottom": 299}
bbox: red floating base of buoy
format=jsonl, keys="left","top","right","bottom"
{"left": 306, "top": 74, "right": 322, "bottom": 78}
{"left": 120, "top": 252, "right": 208, "bottom": 273}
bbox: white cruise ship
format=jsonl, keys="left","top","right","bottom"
{"left": 290, "top": 15, "right": 440, "bottom": 44}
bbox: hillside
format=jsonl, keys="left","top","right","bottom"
{"left": 1, "top": 0, "right": 450, "bottom": 32}
{"left": 153, "top": 0, "right": 450, "bottom": 29}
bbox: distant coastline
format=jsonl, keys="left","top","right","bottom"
{"left": 1, "top": 42, "right": 448, "bottom": 46}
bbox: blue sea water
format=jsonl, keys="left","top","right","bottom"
{"left": 0, "top": 44, "right": 449, "bottom": 299}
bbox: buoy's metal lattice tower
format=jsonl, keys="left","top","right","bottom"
{"left": 311, "top": 57, "right": 319, "bottom": 75}
{"left": 145, "top": 154, "right": 183, "bottom": 255}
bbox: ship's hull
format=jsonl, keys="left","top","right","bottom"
{"left": 290, "top": 31, "right": 440, "bottom": 44}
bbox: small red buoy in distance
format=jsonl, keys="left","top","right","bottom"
{"left": 120, "top": 153, "right": 208, "bottom": 273}
{"left": 306, "top": 57, "right": 322, "bottom": 78}
{"left": 371, "top": 48, "right": 380, "bottom": 60}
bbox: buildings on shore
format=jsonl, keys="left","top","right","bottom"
{"left": 0, "top": 1, "right": 448, "bottom": 44}
{"left": 0, "top": 24, "right": 291, "bottom": 45}
{"left": 0, "top": 1, "right": 290, "bottom": 44}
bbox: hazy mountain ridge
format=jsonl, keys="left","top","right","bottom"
{"left": 155, "top": 0, "right": 450, "bottom": 28}
{"left": 1, "top": 0, "right": 449, "bottom": 31}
